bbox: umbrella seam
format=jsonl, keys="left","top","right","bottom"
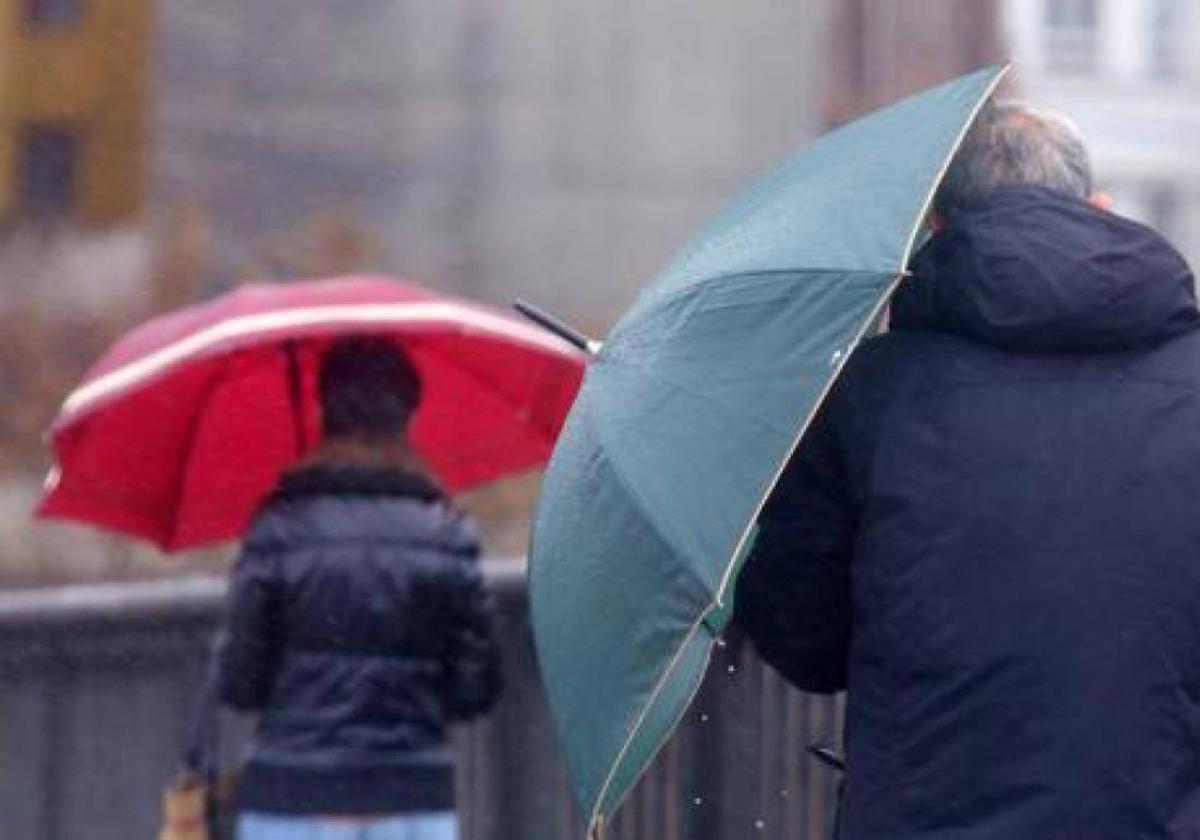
{"left": 599, "top": 272, "right": 895, "bottom": 440}
{"left": 577, "top": 409, "right": 714, "bottom": 605}
{"left": 610, "top": 268, "right": 892, "bottom": 348}
{"left": 164, "top": 363, "right": 238, "bottom": 551}
{"left": 583, "top": 424, "right": 718, "bottom": 604}
{"left": 597, "top": 358, "right": 793, "bottom": 439}
{"left": 418, "top": 343, "right": 565, "bottom": 444}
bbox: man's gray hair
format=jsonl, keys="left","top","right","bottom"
{"left": 934, "top": 100, "right": 1093, "bottom": 216}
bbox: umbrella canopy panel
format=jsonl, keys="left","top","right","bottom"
{"left": 529, "top": 65, "right": 1008, "bottom": 833}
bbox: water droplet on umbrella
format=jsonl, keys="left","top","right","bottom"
{"left": 754, "top": 818, "right": 766, "bottom": 830}
{"left": 830, "top": 348, "right": 845, "bottom": 366}
{"left": 693, "top": 797, "right": 703, "bottom": 806}
{"left": 779, "top": 788, "right": 789, "bottom": 798}
{"left": 715, "top": 637, "right": 727, "bottom": 648}
{"left": 699, "top": 712, "right": 709, "bottom": 722}
{"left": 727, "top": 664, "right": 737, "bottom": 674}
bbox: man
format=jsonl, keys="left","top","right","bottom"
{"left": 735, "top": 101, "right": 1200, "bottom": 838}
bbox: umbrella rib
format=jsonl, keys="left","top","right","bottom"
{"left": 163, "top": 362, "right": 236, "bottom": 550}
{"left": 582, "top": 418, "right": 713, "bottom": 600}
{"left": 421, "top": 341, "right": 565, "bottom": 445}
{"left": 603, "top": 270, "right": 891, "bottom": 439}
{"left": 614, "top": 266, "right": 897, "bottom": 341}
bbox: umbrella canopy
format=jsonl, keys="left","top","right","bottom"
{"left": 38, "top": 276, "right": 585, "bottom": 551}
{"left": 529, "top": 65, "right": 1008, "bottom": 836}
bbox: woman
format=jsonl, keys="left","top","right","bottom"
{"left": 217, "top": 336, "right": 502, "bottom": 840}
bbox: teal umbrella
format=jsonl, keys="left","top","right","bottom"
{"left": 529, "top": 65, "right": 1008, "bottom": 838}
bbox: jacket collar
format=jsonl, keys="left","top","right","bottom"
{"left": 272, "top": 463, "right": 444, "bottom": 503}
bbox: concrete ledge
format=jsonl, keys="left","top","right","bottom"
{"left": 0, "top": 558, "right": 527, "bottom": 628}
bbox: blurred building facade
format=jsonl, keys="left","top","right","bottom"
{"left": 1004, "top": 0, "right": 1200, "bottom": 267}
{"left": 0, "top": 0, "right": 1005, "bottom": 579}
{"left": 149, "top": 1, "right": 838, "bottom": 323}
{"left": 0, "top": 0, "right": 151, "bottom": 223}
{"left": 147, "top": 0, "right": 1007, "bottom": 322}
{"left": 824, "top": 0, "right": 1004, "bottom": 122}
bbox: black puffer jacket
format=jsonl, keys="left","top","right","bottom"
{"left": 217, "top": 464, "right": 502, "bottom": 816}
{"left": 736, "top": 189, "right": 1200, "bottom": 838}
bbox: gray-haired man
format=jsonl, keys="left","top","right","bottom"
{"left": 735, "top": 101, "right": 1200, "bottom": 838}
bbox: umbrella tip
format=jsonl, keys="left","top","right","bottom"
{"left": 513, "top": 300, "right": 601, "bottom": 355}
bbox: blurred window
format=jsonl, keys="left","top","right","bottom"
{"left": 17, "top": 125, "right": 78, "bottom": 217}
{"left": 1147, "top": 0, "right": 1182, "bottom": 80}
{"left": 25, "top": 0, "right": 81, "bottom": 26}
{"left": 1043, "top": 0, "right": 1099, "bottom": 75}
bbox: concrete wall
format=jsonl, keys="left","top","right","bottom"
{"left": 0, "top": 564, "right": 842, "bottom": 839}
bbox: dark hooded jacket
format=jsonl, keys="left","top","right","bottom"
{"left": 217, "top": 463, "right": 502, "bottom": 816}
{"left": 735, "top": 188, "right": 1200, "bottom": 839}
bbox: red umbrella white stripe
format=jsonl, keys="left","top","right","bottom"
{"left": 59, "top": 300, "right": 579, "bottom": 423}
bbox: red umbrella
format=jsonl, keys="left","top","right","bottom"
{"left": 37, "top": 276, "right": 585, "bottom": 551}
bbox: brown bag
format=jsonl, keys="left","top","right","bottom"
{"left": 159, "top": 772, "right": 210, "bottom": 840}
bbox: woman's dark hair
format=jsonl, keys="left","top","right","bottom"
{"left": 318, "top": 336, "right": 422, "bottom": 441}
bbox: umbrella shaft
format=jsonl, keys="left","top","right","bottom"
{"left": 514, "top": 301, "right": 597, "bottom": 355}
{"left": 284, "top": 340, "right": 307, "bottom": 455}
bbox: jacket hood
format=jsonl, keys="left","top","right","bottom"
{"left": 892, "top": 188, "right": 1198, "bottom": 352}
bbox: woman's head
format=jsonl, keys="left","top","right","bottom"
{"left": 318, "top": 336, "right": 422, "bottom": 443}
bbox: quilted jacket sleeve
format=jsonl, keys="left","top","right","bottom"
{"left": 216, "top": 530, "right": 283, "bottom": 710}
{"left": 441, "top": 516, "right": 503, "bottom": 720}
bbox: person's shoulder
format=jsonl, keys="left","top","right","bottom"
{"left": 855, "top": 326, "right": 961, "bottom": 359}
{"left": 836, "top": 329, "right": 933, "bottom": 388}
{"left": 1144, "top": 325, "right": 1200, "bottom": 372}
{"left": 342, "top": 490, "right": 480, "bottom": 560}
{"left": 419, "top": 502, "right": 482, "bottom": 560}
{"left": 238, "top": 494, "right": 317, "bottom": 554}
{"left": 829, "top": 328, "right": 986, "bottom": 419}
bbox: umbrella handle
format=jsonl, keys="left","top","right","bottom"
{"left": 513, "top": 301, "right": 601, "bottom": 355}
{"left": 809, "top": 744, "right": 846, "bottom": 771}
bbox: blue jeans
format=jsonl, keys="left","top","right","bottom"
{"left": 236, "top": 812, "right": 457, "bottom": 840}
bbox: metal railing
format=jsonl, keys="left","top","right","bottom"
{"left": 0, "top": 563, "right": 841, "bottom": 840}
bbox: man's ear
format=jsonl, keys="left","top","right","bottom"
{"left": 1088, "top": 191, "right": 1114, "bottom": 212}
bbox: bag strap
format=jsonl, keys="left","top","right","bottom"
{"left": 183, "top": 649, "right": 220, "bottom": 778}
{"left": 181, "top": 644, "right": 222, "bottom": 838}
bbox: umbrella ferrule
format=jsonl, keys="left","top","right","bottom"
{"left": 514, "top": 300, "right": 600, "bottom": 356}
